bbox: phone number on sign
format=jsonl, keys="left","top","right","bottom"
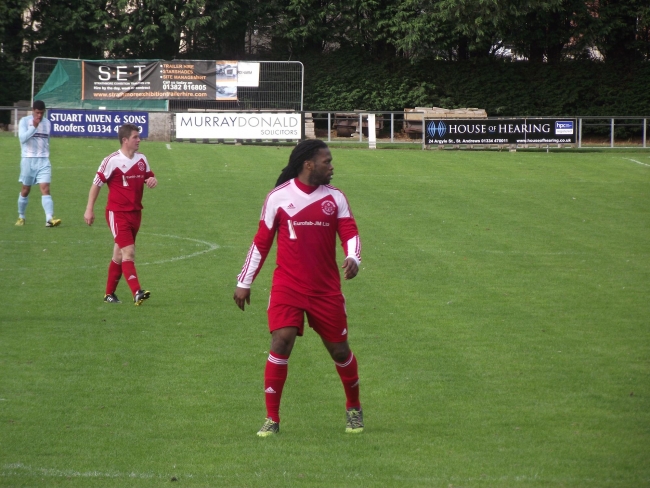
{"left": 87, "top": 124, "right": 118, "bottom": 134}
{"left": 86, "top": 125, "right": 144, "bottom": 134}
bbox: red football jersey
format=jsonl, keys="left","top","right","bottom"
{"left": 94, "top": 150, "right": 154, "bottom": 211}
{"left": 237, "top": 178, "right": 361, "bottom": 296}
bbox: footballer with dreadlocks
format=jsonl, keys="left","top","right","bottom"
{"left": 234, "top": 139, "right": 364, "bottom": 437}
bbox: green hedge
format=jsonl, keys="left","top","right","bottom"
{"left": 302, "top": 52, "right": 650, "bottom": 117}
{"left": 3, "top": 51, "right": 647, "bottom": 126}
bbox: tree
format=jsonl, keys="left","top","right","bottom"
{"left": 0, "top": 0, "right": 32, "bottom": 106}
{"left": 188, "top": 0, "right": 258, "bottom": 58}
{"left": 593, "top": 0, "right": 649, "bottom": 62}
{"left": 380, "top": 0, "right": 509, "bottom": 61}
{"left": 503, "top": 0, "right": 596, "bottom": 63}
{"left": 92, "top": 0, "right": 206, "bottom": 59}
{"left": 23, "top": 0, "right": 107, "bottom": 58}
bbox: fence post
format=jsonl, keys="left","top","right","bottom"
{"left": 359, "top": 113, "right": 363, "bottom": 142}
{"left": 14, "top": 108, "right": 19, "bottom": 137}
{"left": 644, "top": 118, "right": 647, "bottom": 149}
{"left": 327, "top": 112, "right": 331, "bottom": 142}
{"left": 421, "top": 118, "right": 425, "bottom": 149}
{"left": 578, "top": 118, "right": 582, "bottom": 148}
{"left": 390, "top": 113, "right": 394, "bottom": 143}
{"left": 610, "top": 118, "right": 614, "bottom": 148}
{"left": 368, "top": 113, "right": 376, "bottom": 149}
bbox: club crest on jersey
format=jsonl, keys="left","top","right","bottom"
{"left": 138, "top": 161, "right": 145, "bottom": 172}
{"left": 321, "top": 200, "right": 336, "bottom": 216}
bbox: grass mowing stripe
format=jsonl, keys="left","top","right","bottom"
{"left": 1, "top": 134, "right": 648, "bottom": 487}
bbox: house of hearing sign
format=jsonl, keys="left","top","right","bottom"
{"left": 425, "top": 119, "right": 577, "bottom": 145}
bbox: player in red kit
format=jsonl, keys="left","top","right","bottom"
{"left": 234, "top": 139, "right": 363, "bottom": 437}
{"left": 84, "top": 124, "right": 157, "bottom": 305}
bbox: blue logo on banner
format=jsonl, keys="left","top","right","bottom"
{"left": 555, "top": 120, "right": 574, "bottom": 135}
{"left": 426, "top": 121, "right": 447, "bottom": 138}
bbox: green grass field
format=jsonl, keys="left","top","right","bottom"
{"left": 1, "top": 133, "right": 649, "bottom": 487}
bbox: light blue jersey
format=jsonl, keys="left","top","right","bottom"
{"left": 16, "top": 111, "right": 59, "bottom": 225}
{"left": 18, "top": 115, "right": 52, "bottom": 186}
{"left": 19, "top": 115, "right": 51, "bottom": 158}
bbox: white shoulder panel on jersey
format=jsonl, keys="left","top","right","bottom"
{"left": 261, "top": 180, "right": 351, "bottom": 229}
{"left": 97, "top": 151, "right": 121, "bottom": 180}
{"left": 324, "top": 185, "right": 352, "bottom": 218}
{"left": 260, "top": 181, "right": 290, "bottom": 229}
{"left": 135, "top": 152, "right": 150, "bottom": 171}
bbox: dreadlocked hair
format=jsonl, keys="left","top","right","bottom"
{"left": 275, "top": 139, "right": 329, "bottom": 187}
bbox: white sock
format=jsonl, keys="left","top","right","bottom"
{"left": 42, "top": 195, "right": 54, "bottom": 221}
{"left": 18, "top": 194, "right": 28, "bottom": 219}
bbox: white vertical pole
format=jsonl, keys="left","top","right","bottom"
{"left": 359, "top": 113, "right": 363, "bottom": 142}
{"left": 299, "top": 63, "right": 304, "bottom": 112}
{"left": 611, "top": 118, "right": 614, "bottom": 148}
{"left": 421, "top": 116, "right": 425, "bottom": 148}
{"left": 368, "top": 114, "right": 376, "bottom": 149}
{"left": 643, "top": 119, "right": 648, "bottom": 147}
{"left": 578, "top": 118, "right": 582, "bottom": 148}
{"left": 390, "top": 113, "right": 394, "bottom": 143}
{"left": 328, "top": 112, "right": 331, "bottom": 142}
{"left": 31, "top": 57, "right": 37, "bottom": 104}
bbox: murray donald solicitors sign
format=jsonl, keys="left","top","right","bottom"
{"left": 175, "top": 113, "right": 302, "bottom": 140}
{"left": 425, "top": 119, "right": 577, "bottom": 145}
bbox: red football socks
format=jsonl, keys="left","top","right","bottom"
{"left": 106, "top": 259, "right": 122, "bottom": 295}
{"left": 121, "top": 259, "right": 141, "bottom": 295}
{"left": 335, "top": 351, "right": 361, "bottom": 410}
{"left": 264, "top": 352, "right": 289, "bottom": 423}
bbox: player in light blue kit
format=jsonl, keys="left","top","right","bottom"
{"left": 16, "top": 100, "right": 61, "bottom": 227}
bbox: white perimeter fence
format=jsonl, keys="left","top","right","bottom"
{"left": 310, "top": 113, "right": 649, "bottom": 148}
{"left": 2, "top": 107, "right": 648, "bottom": 149}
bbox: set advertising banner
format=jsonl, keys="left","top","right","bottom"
{"left": 175, "top": 113, "right": 301, "bottom": 140}
{"left": 48, "top": 109, "right": 149, "bottom": 138}
{"left": 82, "top": 61, "right": 260, "bottom": 101}
{"left": 425, "top": 119, "right": 577, "bottom": 145}
{"left": 82, "top": 60, "right": 216, "bottom": 100}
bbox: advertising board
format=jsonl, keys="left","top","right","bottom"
{"left": 425, "top": 119, "right": 577, "bottom": 145}
{"left": 82, "top": 61, "right": 260, "bottom": 101}
{"left": 48, "top": 110, "right": 149, "bottom": 138}
{"left": 175, "top": 113, "right": 302, "bottom": 140}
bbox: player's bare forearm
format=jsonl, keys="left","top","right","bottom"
{"left": 342, "top": 257, "right": 359, "bottom": 280}
{"left": 83, "top": 209, "right": 95, "bottom": 226}
{"left": 84, "top": 185, "right": 101, "bottom": 226}
{"left": 233, "top": 286, "right": 251, "bottom": 311}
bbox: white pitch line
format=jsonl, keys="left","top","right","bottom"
{"left": 0, "top": 463, "right": 605, "bottom": 484}
{"left": 623, "top": 158, "right": 650, "bottom": 167}
{"left": 1, "top": 463, "right": 192, "bottom": 480}
{"left": 424, "top": 250, "right": 588, "bottom": 256}
{"left": 138, "top": 232, "right": 220, "bottom": 265}
{"left": 0, "top": 233, "right": 219, "bottom": 271}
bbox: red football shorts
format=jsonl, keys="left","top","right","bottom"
{"left": 105, "top": 209, "right": 142, "bottom": 248}
{"left": 267, "top": 286, "right": 348, "bottom": 343}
